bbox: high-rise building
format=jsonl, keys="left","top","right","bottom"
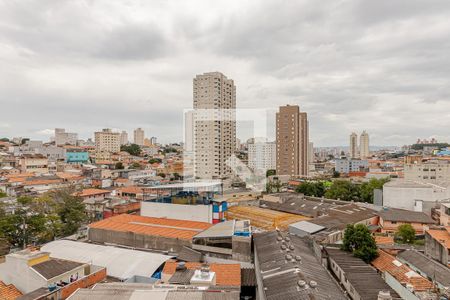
{"left": 349, "top": 132, "right": 358, "bottom": 159}
{"left": 308, "top": 142, "right": 314, "bottom": 164}
{"left": 248, "top": 139, "right": 276, "bottom": 174}
{"left": 94, "top": 129, "right": 120, "bottom": 153}
{"left": 133, "top": 128, "right": 145, "bottom": 146}
{"left": 276, "top": 105, "right": 309, "bottom": 176}
{"left": 120, "top": 131, "right": 128, "bottom": 145}
{"left": 360, "top": 130, "right": 370, "bottom": 159}
{"left": 184, "top": 110, "right": 194, "bottom": 152}
{"left": 193, "top": 72, "right": 236, "bottom": 180}
{"left": 54, "top": 128, "right": 77, "bottom": 146}
{"left": 150, "top": 137, "right": 157, "bottom": 145}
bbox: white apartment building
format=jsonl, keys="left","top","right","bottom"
{"left": 120, "top": 131, "right": 128, "bottom": 145}
{"left": 359, "top": 130, "right": 370, "bottom": 159}
{"left": 94, "top": 129, "right": 120, "bottom": 153}
{"left": 133, "top": 128, "right": 145, "bottom": 146}
{"left": 54, "top": 128, "right": 77, "bottom": 146}
{"left": 404, "top": 160, "right": 450, "bottom": 183}
{"left": 248, "top": 140, "right": 276, "bottom": 174}
{"left": 349, "top": 132, "right": 358, "bottom": 159}
{"left": 193, "top": 72, "right": 236, "bottom": 180}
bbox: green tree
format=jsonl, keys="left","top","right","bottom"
{"left": 0, "top": 191, "right": 7, "bottom": 198}
{"left": 130, "top": 162, "right": 142, "bottom": 169}
{"left": 325, "top": 180, "right": 360, "bottom": 201}
{"left": 295, "top": 181, "right": 325, "bottom": 197}
{"left": 332, "top": 170, "right": 340, "bottom": 178}
{"left": 52, "top": 190, "right": 87, "bottom": 236}
{"left": 359, "top": 178, "right": 390, "bottom": 203}
{"left": 396, "top": 224, "right": 416, "bottom": 244}
{"left": 266, "top": 180, "right": 282, "bottom": 193}
{"left": 115, "top": 162, "right": 124, "bottom": 169}
{"left": 149, "top": 158, "right": 162, "bottom": 164}
{"left": 266, "top": 169, "right": 276, "bottom": 177}
{"left": 120, "top": 144, "right": 142, "bottom": 156}
{"left": 342, "top": 224, "right": 378, "bottom": 262}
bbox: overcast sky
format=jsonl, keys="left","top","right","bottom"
{"left": 1, "top": 0, "right": 450, "bottom": 146}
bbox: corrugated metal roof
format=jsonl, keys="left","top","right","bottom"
{"left": 194, "top": 221, "right": 235, "bottom": 239}
{"left": 41, "top": 240, "right": 173, "bottom": 280}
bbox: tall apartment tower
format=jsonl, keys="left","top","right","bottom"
{"left": 54, "top": 128, "right": 77, "bottom": 146}
{"left": 94, "top": 129, "right": 120, "bottom": 153}
{"left": 120, "top": 131, "right": 128, "bottom": 145}
{"left": 359, "top": 130, "right": 370, "bottom": 159}
{"left": 349, "top": 132, "right": 358, "bottom": 158}
{"left": 276, "top": 105, "right": 309, "bottom": 177}
{"left": 133, "top": 128, "right": 145, "bottom": 146}
{"left": 193, "top": 72, "right": 236, "bottom": 180}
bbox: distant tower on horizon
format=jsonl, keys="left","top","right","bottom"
{"left": 276, "top": 105, "right": 309, "bottom": 177}
{"left": 349, "top": 132, "right": 358, "bottom": 159}
{"left": 133, "top": 128, "right": 145, "bottom": 146}
{"left": 360, "top": 130, "right": 370, "bottom": 159}
{"left": 120, "top": 131, "right": 128, "bottom": 145}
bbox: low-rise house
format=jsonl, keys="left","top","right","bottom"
{"left": 325, "top": 248, "right": 399, "bottom": 300}
{"left": 73, "top": 188, "right": 110, "bottom": 201}
{"left": 397, "top": 250, "right": 450, "bottom": 292}
{"left": 377, "top": 208, "right": 435, "bottom": 234}
{"left": 425, "top": 227, "right": 450, "bottom": 265}
{"left": 253, "top": 231, "right": 346, "bottom": 300}
{"left": 18, "top": 154, "right": 49, "bottom": 175}
{"left": 439, "top": 202, "right": 450, "bottom": 226}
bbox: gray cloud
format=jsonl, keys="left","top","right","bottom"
{"left": 1, "top": 0, "right": 450, "bottom": 146}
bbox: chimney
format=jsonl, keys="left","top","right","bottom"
{"left": 377, "top": 291, "right": 392, "bottom": 300}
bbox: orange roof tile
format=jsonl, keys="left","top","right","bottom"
{"left": 374, "top": 236, "right": 395, "bottom": 245}
{"left": 118, "top": 186, "right": 144, "bottom": 194}
{"left": 89, "top": 214, "right": 212, "bottom": 240}
{"left": 74, "top": 188, "right": 110, "bottom": 197}
{"left": 371, "top": 250, "right": 433, "bottom": 291}
{"left": 426, "top": 228, "right": 450, "bottom": 249}
{"left": 163, "top": 261, "right": 241, "bottom": 286}
{"left": 0, "top": 281, "right": 23, "bottom": 300}
{"left": 115, "top": 178, "right": 129, "bottom": 183}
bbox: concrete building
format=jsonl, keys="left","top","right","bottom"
{"left": 359, "top": 130, "right": 370, "bottom": 159}
{"left": 120, "top": 131, "right": 128, "bottom": 145}
{"left": 349, "top": 132, "right": 358, "bottom": 158}
{"left": 184, "top": 110, "right": 194, "bottom": 152}
{"left": 94, "top": 128, "right": 120, "bottom": 153}
{"left": 18, "top": 154, "right": 48, "bottom": 175}
{"left": 133, "top": 128, "right": 145, "bottom": 146}
{"left": 54, "top": 128, "right": 78, "bottom": 146}
{"left": 425, "top": 227, "right": 450, "bottom": 266}
{"left": 335, "top": 158, "right": 368, "bottom": 174}
{"left": 247, "top": 139, "right": 276, "bottom": 174}
{"left": 404, "top": 160, "right": 450, "bottom": 183}
{"left": 276, "top": 105, "right": 309, "bottom": 177}
{"left": 193, "top": 72, "right": 236, "bottom": 180}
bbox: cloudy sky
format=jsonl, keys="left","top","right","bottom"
{"left": 1, "top": 0, "right": 450, "bottom": 146}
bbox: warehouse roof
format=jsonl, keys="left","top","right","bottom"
{"left": 325, "top": 248, "right": 399, "bottom": 300}
{"left": 377, "top": 208, "right": 435, "bottom": 224}
{"left": 31, "top": 258, "right": 85, "bottom": 280}
{"left": 253, "top": 231, "right": 346, "bottom": 300}
{"left": 194, "top": 220, "right": 235, "bottom": 239}
{"left": 89, "top": 214, "right": 212, "bottom": 240}
{"left": 41, "top": 240, "right": 173, "bottom": 280}
{"left": 398, "top": 250, "right": 450, "bottom": 288}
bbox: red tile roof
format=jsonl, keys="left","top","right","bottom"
{"left": 371, "top": 250, "right": 433, "bottom": 291}
{"left": 74, "top": 188, "right": 110, "bottom": 197}
{"left": 426, "top": 227, "right": 450, "bottom": 249}
{"left": 374, "top": 236, "right": 394, "bottom": 245}
{"left": 163, "top": 261, "right": 241, "bottom": 286}
{"left": 0, "top": 281, "right": 22, "bottom": 300}
{"left": 89, "top": 214, "right": 212, "bottom": 240}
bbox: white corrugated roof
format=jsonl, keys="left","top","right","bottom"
{"left": 41, "top": 240, "right": 173, "bottom": 280}
{"left": 289, "top": 221, "right": 325, "bottom": 234}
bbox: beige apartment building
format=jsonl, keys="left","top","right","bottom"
{"left": 193, "top": 72, "right": 236, "bottom": 180}
{"left": 360, "top": 130, "right": 370, "bottom": 159}
{"left": 19, "top": 154, "right": 49, "bottom": 175}
{"left": 94, "top": 128, "right": 120, "bottom": 153}
{"left": 133, "top": 128, "right": 145, "bottom": 146}
{"left": 276, "top": 105, "right": 309, "bottom": 177}
{"left": 120, "top": 130, "right": 128, "bottom": 145}
{"left": 404, "top": 160, "right": 450, "bottom": 183}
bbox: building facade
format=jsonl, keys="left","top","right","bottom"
{"left": 349, "top": 132, "right": 358, "bottom": 159}
{"left": 120, "top": 131, "right": 128, "bottom": 145}
{"left": 248, "top": 140, "right": 276, "bottom": 174}
{"left": 54, "top": 128, "right": 78, "bottom": 146}
{"left": 404, "top": 161, "right": 450, "bottom": 183}
{"left": 193, "top": 72, "right": 236, "bottom": 180}
{"left": 276, "top": 105, "right": 309, "bottom": 176}
{"left": 359, "top": 130, "right": 369, "bottom": 159}
{"left": 133, "top": 128, "right": 145, "bottom": 146}
{"left": 94, "top": 129, "right": 120, "bottom": 153}
{"left": 335, "top": 159, "right": 368, "bottom": 174}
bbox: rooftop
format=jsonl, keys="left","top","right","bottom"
{"left": 0, "top": 281, "right": 22, "bottom": 300}
{"left": 253, "top": 231, "right": 346, "bottom": 300}
{"left": 325, "top": 248, "right": 399, "bottom": 300}
{"left": 31, "top": 258, "right": 85, "bottom": 280}
{"left": 41, "top": 240, "right": 173, "bottom": 280}
{"left": 397, "top": 250, "right": 450, "bottom": 287}
{"left": 426, "top": 227, "right": 450, "bottom": 249}
{"left": 371, "top": 250, "right": 434, "bottom": 292}
{"left": 89, "top": 214, "right": 212, "bottom": 240}
{"left": 162, "top": 261, "right": 241, "bottom": 287}
{"left": 74, "top": 188, "right": 110, "bottom": 197}
{"left": 378, "top": 208, "right": 435, "bottom": 224}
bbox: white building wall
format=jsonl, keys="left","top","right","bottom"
{"left": 141, "top": 202, "right": 212, "bottom": 223}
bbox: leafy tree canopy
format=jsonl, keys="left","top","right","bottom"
{"left": 396, "top": 224, "right": 416, "bottom": 244}
{"left": 120, "top": 144, "right": 142, "bottom": 156}
{"left": 342, "top": 224, "right": 378, "bottom": 262}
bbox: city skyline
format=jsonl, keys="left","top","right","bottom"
{"left": 2, "top": 1, "right": 450, "bottom": 146}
